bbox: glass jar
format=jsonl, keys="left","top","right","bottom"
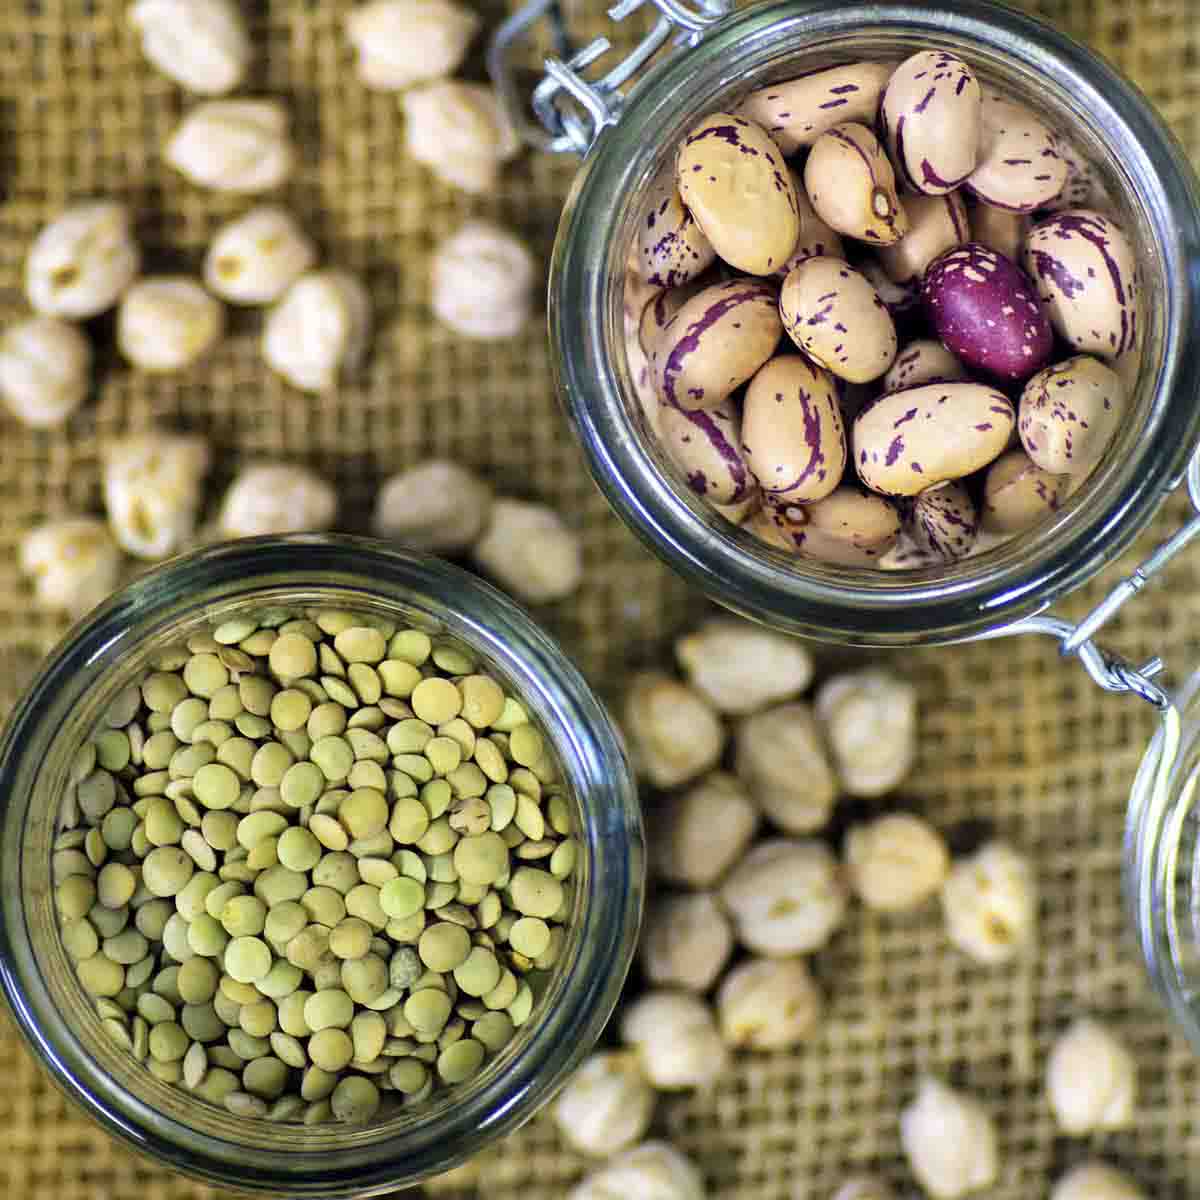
{"left": 0, "top": 536, "right": 643, "bottom": 1196}
{"left": 508, "top": 0, "right": 1200, "bottom": 644}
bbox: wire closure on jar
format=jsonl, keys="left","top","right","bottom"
{"left": 488, "top": 0, "right": 730, "bottom": 155}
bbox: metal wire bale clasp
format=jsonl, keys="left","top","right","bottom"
{"left": 488, "top": 0, "right": 731, "bottom": 156}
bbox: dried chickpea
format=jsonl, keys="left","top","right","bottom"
{"left": 941, "top": 841, "right": 1037, "bottom": 965}
{"left": 648, "top": 772, "right": 758, "bottom": 888}
{"left": 716, "top": 957, "right": 821, "bottom": 1050}
{"left": 263, "top": 270, "right": 371, "bottom": 392}
{"left": 166, "top": 99, "right": 295, "bottom": 193}
{"left": 639, "top": 892, "right": 733, "bottom": 993}
{"left": 20, "top": 517, "right": 123, "bottom": 617}
{"left": 844, "top": 813, "right": 949, "bottom": 913}
{"left": 117, "top": 277, "right": 225, "bottom": 372}
{"left": 735, "top": 703, "right": 837, "bottom": 834}
{"left": 900, "top": 1076, "right": 998, "bottom": 1199}
{"left": 103, "top": 431, "right": 211, "bottom": 559}
{"left": 1046, "top": 1018, "right": 1136, "bottom": 1134}
{"left": 829, "top": 1179, "right": 896, "bottom": 1200}
{"left": 373, "top": 460, "right": 493, "bottom": 553}
{"left": 346, "top": 0, "right": 479, "bottom": 90}
{"left": 217, "top": 464, "right": 338, "bottom": 539}
{"left": 550, "top": 1051, "right": 656, "bottom": 1158}
{"left": 26, "top": 201, "right": 140, "bottom": 320}
{"left": 0, "top": 317, "right": 91, "bottom": 428}
{"left": 1051, "top": 1164, "right": 1146, "bottom": 1200}
{"left": 129, "top": 0, "right": 250, "bottom": 95}
{"left": 619, "top": 991, "right": 728, "bottom": 1091}
{"left": 623, "top": 672, "right": 724, "bottom": 790}
{"left": 204, "top": 207, "right": 317, "bottom": 305}
{"left": 471, "top": 499, "right": 582, "bottom": 604}
{"left": 569, "top": 1142, "right": 706, "bottom": 1200}
{"left": 403, "top": 81, "right": 520, "bottom": 195}
{"left": 674, "top": 618, "right": 813, "bottom": 715}
{"left": 815, "top": 669, "right": 917, "bottom": 798}
{"left": 431, "top": 222, "right": 536, "bottom": 340}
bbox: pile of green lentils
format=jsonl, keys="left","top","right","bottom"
{"left": 50, "top": 605, "right": 578, "bottom": 1125}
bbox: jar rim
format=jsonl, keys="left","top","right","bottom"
{"left": 0, "top": 535, "right": 643, "bottom": 1195}
{"left": 550, "top": 0, "right": 1200, "bottom": 644}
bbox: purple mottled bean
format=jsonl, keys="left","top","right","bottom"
{"left": 881, "top": 51, "right": 982, "bottom": 196}
{"left": 651, "top": 278, "right": 782, "bottom": 412}
{"left": 853, "top": 382, "right": 1014, "bottom": 496}
{"left": 676, "top": 113, "right": 800, "bottom": 276}
{"left": 922, "top": 242, "right": 1053, "bottom": 381}
{"left": 1018, "top": 353, "right": 1125, "bottom": 476}
{"left": 741, "top": 355, "right": 846, "bottom": 505}
{"left": 1022, "top": 209, "right": 1139, "bottom": 360}
{"left": 910, "top": 480, "right": 978, "bottom": 561}
{"left": 737, "top": 62, "right": 894, "bottom": 156}
{"left": 659, "top": 397, "right": 756, "bottom": 505}
{"left": 877, "top": 192, "right": 969, "bottom": 285}
{"left": 981, "top": 448, "right": 1071, "bottom": 534}
{"left": 804, "top": 122, "right": 908, "bottom": 245}
{"left": 636, "top": 166, "right": 717, "bottom": 289}
{"left": 748, "top": 486, "right": 900, "bottom": 566}
{"left": 881, "top": 339, "right": 968, "bottom": 395}
{"left": 965, "top": 92, "right": 1067, "bottom": 212}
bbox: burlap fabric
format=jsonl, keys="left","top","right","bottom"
{"left": 0, "top": 1, "right": 1198, "bottom": 1197}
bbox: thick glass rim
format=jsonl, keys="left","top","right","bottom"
{"left": 0, "top": 536, "right": 643, "bottom": 1195}
{"left": 550, "top": 0, "right": 1200, "bottom": 644}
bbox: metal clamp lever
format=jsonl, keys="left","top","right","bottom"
{"left": 489, "top": 0, "right": 731, "bottom": 157}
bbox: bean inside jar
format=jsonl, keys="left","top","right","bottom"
{"left": 52, "top": 605, "right": 578, "bottom": 1125}
{"left": 625, "top": 51, "right": 1139, "bottom": 571}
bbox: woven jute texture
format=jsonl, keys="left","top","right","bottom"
{"left": 1, "top": 2, "right": 1199, "bottom": 1198}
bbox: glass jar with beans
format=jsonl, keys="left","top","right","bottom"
{"left": 0, "top": 537, "right": 641, "bottom": 1195}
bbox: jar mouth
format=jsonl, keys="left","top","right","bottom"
{"left": 550, "top": 0, "right": 1200, "bottom": 644}
{"left": 0, "top": 536, "right": 643, "bottom": 1195}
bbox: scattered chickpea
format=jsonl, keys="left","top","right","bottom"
{"left": 719, "top": 839, "right": 848, "bottom": 956}
{"left": 0, "top": 317, "right": 91, "bottom": 428}
{"left": 569, "top": 1142, "right": 707, "bottom": 1200}
{"left": 735, "top": 702, "right": 838, "bottom": 834}
{"left": 619, "top": 991, "right": 728, "bottom": 1091}
{"left": 166, "top": 99, "right": 295, "bottom": 193}
{"left": 674, "top": 618, "right": 814, "bottom": 715}
{"left": 941, "top": 840, "right": 1037, "bottom": 965}
{"left": 623, "top": 672, "right": 725, "bottom": 790}
{"left": 103, "top": 431, "right": 211, "bottom": 560}
{"left": 217, "top": 463, "right": 338, "bottom": 539}
{"left": 815, "top": 668, "right": 918, "bottom": 797}
{"left": 716, "top": 956, "right": 822, "bottom": 1050}
{"left": 844, "top": 812, "right": 949, "bottom": 913}
{"left": 262, "top": 269, "right": 372, "bottom": 392}
{"left": 129, "top": 0, "right": 251, "bottom": 95}
{"left": 640, "top": 891, "right": 734, "bottom": 993}
{"left": 550, "top": 1051, "right": 657, "bottom": 1159}
{"left": 403, "top": 81, "right": 520, "bottom": 194}
{"left": 1050, "top": 1163, "right": 1146, "bottom": 1200}
{"left": 648, "top": 771, "right": 759, "bottom": 888}
{"left": 203, "top": 207, "right": 317, "bottom": 305}
{"left": 900, "top": 1075, "right": 998, "bottom": 1200}
{"left": 346, "top": 0, "right": 479, "bottom": 91}
{"left": 471, "top": 498, "right": 583, "bottom": 604}
{"left": 19, "top": 517, "right": 124, "bottom": 617}
{"left": 431, "top": 221, "right": 537, "bottom": 341}
{"left": 26, "top": 201, "right": 140, "bottom": 320}
{"left": 372, "top": 459, "right": 494, "bottom": 553}
{"left": 116, "top": 276, "right": 225, "bottom": 372}
{"left": 1046, "top": 1018, "right": 1136, "bottom": 1135}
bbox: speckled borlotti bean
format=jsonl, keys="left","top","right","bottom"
{"left": 804, "top": 122, "right": 908, "bottom": 245}
{"left": 981, "top": 448, "right": 1070, "bottom": 534}
{"left": 639, "top": 277, "right": 709, "bottom": 357}
{"left": 877, "top": 192, "right": 969, "bottom": 285}
{"left": 780, "top": 256, "right": 897, "bottom": 384}
{"left": 752, "top": 487, "right": 901, "bottom": 566}
{"left": 636, "top": 167, "right": 717, "bottom": 288}
{"left": 910, "top": 481, "right": 978, "bottom": 561}
{"left": 659, "top": 398, "right": 756, "bottom": 506}
{"left": 1018, "top": 354, "right": 1126, "bottom": 476}
{"left": 675, "top": 113, "right": 799, "bottom": 276}
{"left": 775, "top": 173, "right": 844, "bottom": 278}
{"left": 651, "top": 278, "right": 781, "bottom": 411}
{"left": 1022, "top": 209, "right": 1138, "bottom": 360}
{"left": 853, "top": 382, "right": 1015, "bottom": 496}
{"left": 1042, "top": 141, "right": 1115, "bottom": 215}
{"left": 970, "top": 201, "right": 1030, "bottom": 262}
{"left": 881, "top": 51, "right": 982, "bottom": 196}
{"left": 881, "top": 339, "right": 968, "bottom": 395}
{"left": 922, "top": 242, "right": 1053, "bottom": 381}
{"left": 741, "top": 355, "right": 846, "bottom": 505}
{"left": 966, "top": 92, "right": 1067, "bottom": 212}
{"left": 737, "top": 62, "right": 894, "bottom": 156}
